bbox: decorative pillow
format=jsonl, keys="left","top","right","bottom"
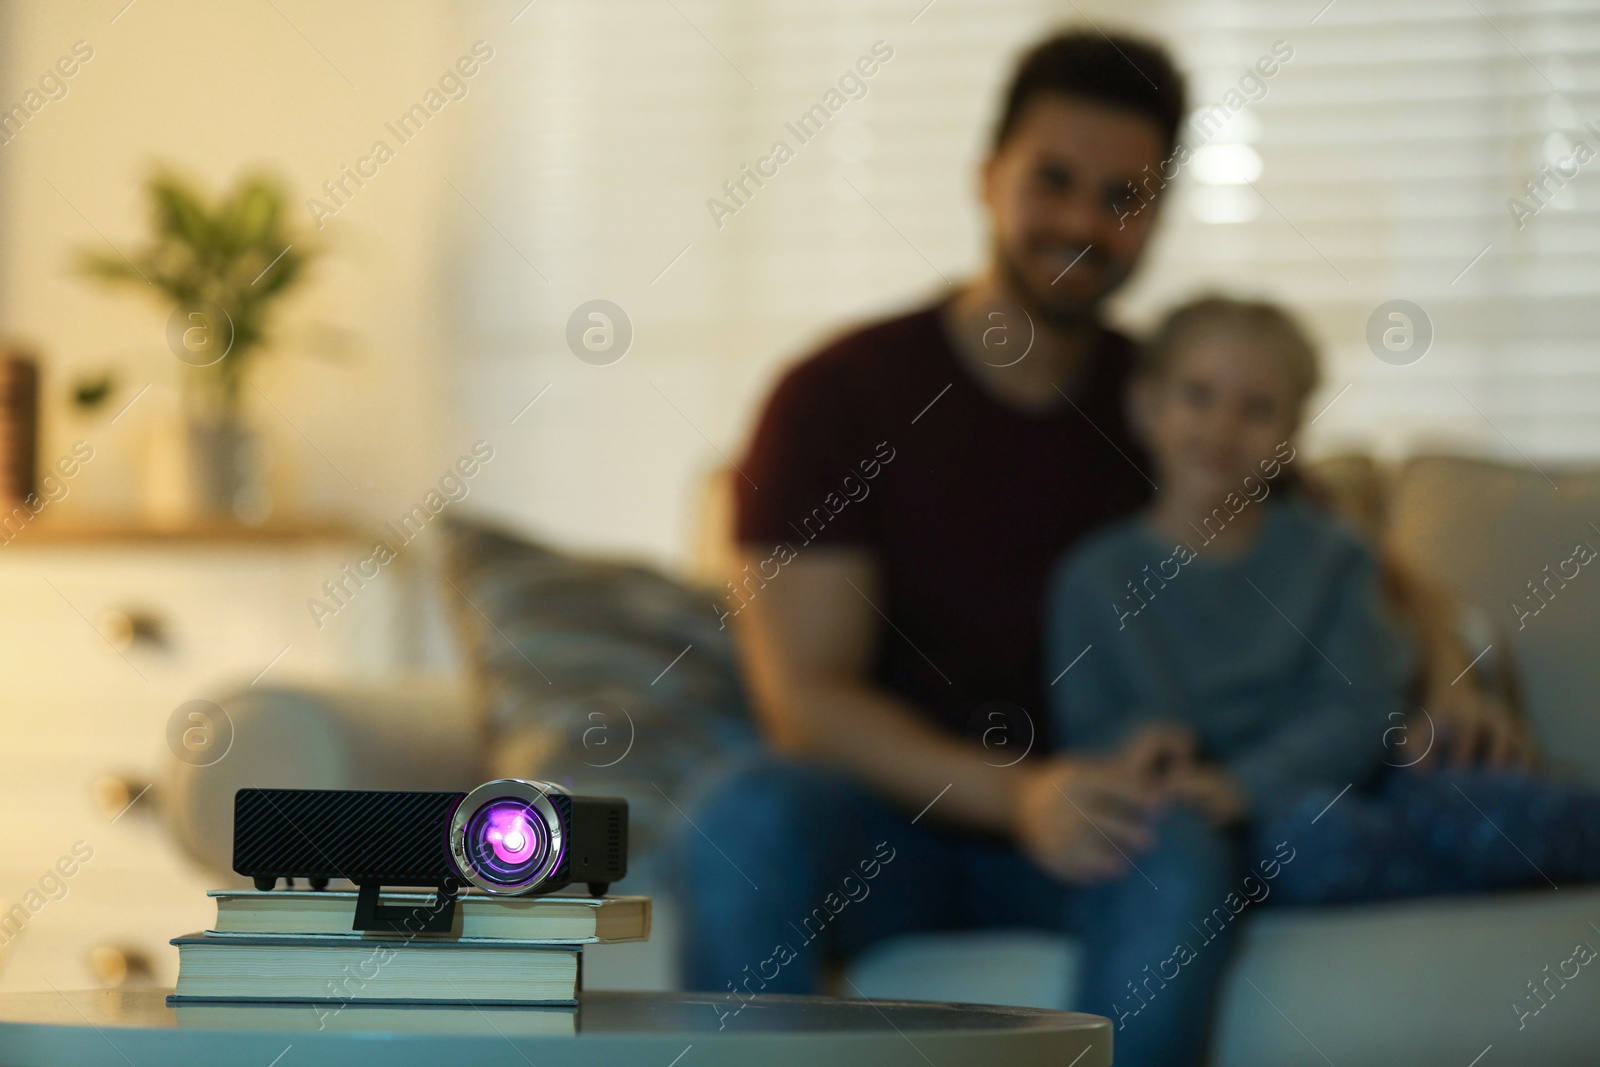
{"left": 441, "top": 517, "right": 758, "bottom": 853}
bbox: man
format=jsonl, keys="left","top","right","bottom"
{"left": 678, "top": 31, "right": 1226, "bottom": 1065}
{"left": 674, "top": 28, "right": 1518, "bottom": 1067}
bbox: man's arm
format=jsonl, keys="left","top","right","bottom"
{"left": 731, "top": 547, "right": 1162, "bottom": 879}
{"left": 732, "top": 546, "right": 1022, "bottom": 832}
{"left": 1381, "top": 555, "right": 1532, "bottom": 769}
{"left": 1304, "top": 466, "right": 1531, "bottom": 769}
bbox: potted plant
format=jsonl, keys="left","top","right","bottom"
{"left": 80, "top": 169, "right": 314, "bottom": 523}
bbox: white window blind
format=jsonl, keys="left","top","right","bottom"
{"left": 1112, "top": 0, "right": 1600, "bottom": 462}
{"left": 452, "top": 0, "right": 1600, "bottom": 566}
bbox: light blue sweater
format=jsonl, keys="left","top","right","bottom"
{"left": 1045, "top": 494, "right": 1415, "bottom": 818}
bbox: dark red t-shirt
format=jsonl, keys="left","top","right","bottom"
{"left": 734, "top": 300, "right": 1152, "bottom": 751}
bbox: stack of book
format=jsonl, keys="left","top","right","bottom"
{"left": 168, "top": 889, "right": 650, "bottom": 1011}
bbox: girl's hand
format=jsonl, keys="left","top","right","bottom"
{"left": 1011, "top": 755, "right": 1163, "bottom": 884}
{"left": 1165, "top": 763, "right": 1247, "bottom": 827}
{"left": 1119, "top": 721, "right": 1198, "bottom": 787}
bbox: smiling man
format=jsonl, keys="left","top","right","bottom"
{"left": 673, "top": 31, "right": 1233, "bottom": 1067}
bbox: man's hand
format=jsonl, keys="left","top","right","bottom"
{"left": 1415, "top": 689, "right": 1532, "bottom": 773}
{"left": 1011, "top": 755, "right": 1161, "bottom": 884}
{"left": 1415, "top": 635, "right": 1531, "bottom": 772}
{"left": 1381, "top": 555, "right": 1536, "bottom": 773}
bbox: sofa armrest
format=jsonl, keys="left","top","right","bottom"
{"left": 160, "top": 676, "right": 478, "bottom": 879}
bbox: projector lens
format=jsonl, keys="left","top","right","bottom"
{"left": 449, "top": 779, "right": 567, "bottom": 894}
{"left": 466, "top": 798, "right": 549, "bottom": 883}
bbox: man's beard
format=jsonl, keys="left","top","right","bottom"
{"left": 993, "top": 239, "right": 1128, "bottom": 331}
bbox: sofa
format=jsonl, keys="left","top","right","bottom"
{"left": 162, "top": 454, "right": 1600, "bottom": 1065}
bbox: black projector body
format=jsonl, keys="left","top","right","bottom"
{"left": 232, "top": 779, "right": 627, "bottom": 932}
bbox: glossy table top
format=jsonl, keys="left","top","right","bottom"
{"left": 0, "top": 989, "right": 1111, "bottom": 1066}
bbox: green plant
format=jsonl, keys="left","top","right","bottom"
{"left": 79, "top": 169, "right": 313, "bottom": 415}
{"left": 71, "top": 372, "right": 115, "bottom": 411}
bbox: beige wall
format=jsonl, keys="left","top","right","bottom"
{"left": 1, "top": 0, "right": 473, "bottom": 524}
{"left": 11, "top": 1, "right": 1575, "bottom": 576}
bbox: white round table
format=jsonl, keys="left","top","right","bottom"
{"left": 0, "top": 989, "right": 1111, "bottom": 1066}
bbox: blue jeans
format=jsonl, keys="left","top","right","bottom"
{"left": 669, "top": 756, "right": 1241, "bottom": 1067}
{"left": 1258, "top": 767, "right": 1600, "bottom": 904}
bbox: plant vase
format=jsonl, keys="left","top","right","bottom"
{"left": 184, "top": 410, "right": 271, "bottom": 525}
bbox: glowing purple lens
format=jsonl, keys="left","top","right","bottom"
{"left": 464, "top": 797, "right": 552, "bottom": 887}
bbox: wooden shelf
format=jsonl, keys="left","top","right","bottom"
{"left": 0, "top": 514, "right": 368, "bottom": 547}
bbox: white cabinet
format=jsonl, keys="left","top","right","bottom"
{"left": 0, "top": 525, "right": 417, "bottom": 992}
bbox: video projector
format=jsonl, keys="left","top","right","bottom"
{"left": 232, "top": 778, "right": 627, "bottom": 933}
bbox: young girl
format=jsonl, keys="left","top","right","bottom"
{"left": 1045, "top": 295, "right": 1600, "bottom": 905}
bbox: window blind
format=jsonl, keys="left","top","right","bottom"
{"left": 452, "top": 0, "right": 1599, "bottom": 565}
{"left": 1113, "top": 0, "right": 1600, "bottom": 463}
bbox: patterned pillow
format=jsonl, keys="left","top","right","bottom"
{"left": 441, "top": 517, "right": 758, "bottom": 852}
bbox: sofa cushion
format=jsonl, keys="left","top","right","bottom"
{"left": 846, "top": 888, "right": 1600, "bottom": 1067}
{"left": 1215, "top": 889, "right": 1600, "bottom": 1067}
{"left": 441, "top": 517, "right": 758, "bottom": 850}
{"left": 163, "top": 679, "right": 477, "bottom": 879}
{"left": 1384, "top": 455, "right": 1600, "bottom": 784}
{"left": 848, "top": 929, "right": 1080, "bottom": 1010}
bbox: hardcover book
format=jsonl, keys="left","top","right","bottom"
{"left": 206, "top": 889, "right": 650, "bottom": 943}
{"left": 170, "top": 933, "right": 582, "bottom": 1005}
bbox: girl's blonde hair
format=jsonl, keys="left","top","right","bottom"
{"left": 1141, "top": 296, "right": 1322, "bottom": 408}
